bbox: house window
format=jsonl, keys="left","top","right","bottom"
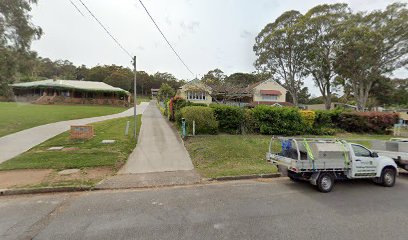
{"left": 187, "top": 91, "right": 206, "bottom": 100}
{"left": 262, "top": 95, "right": 278, "bottom": 101}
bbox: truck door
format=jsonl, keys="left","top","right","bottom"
{"left": 351, "top": 144, "right": 378, "bottom": 178}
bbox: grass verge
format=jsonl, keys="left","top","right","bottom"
{"left": 0, "top": 102, "right": 127, "bottom": 137}
{"left": 184, "top": 133, "right": 392, "bottom": 179}
{"left": 185, "top": 135, "right": 277, "bottom": 178}
{"left": 0, "top": 115, "right": 141, "bottom": 170}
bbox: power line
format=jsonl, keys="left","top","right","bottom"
{"left": 69, "top": 0, "right": 85, "bottom": 17}
{"left": 76, "top": 0, "right": 133, "bottom": 59}
{"left": 137, "top": 0, "right": 195, "bottom": 77}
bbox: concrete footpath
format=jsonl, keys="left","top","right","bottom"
{"left": 97, "top": 101, "right": 200, "bottom": 189}
{"left": 0, "top": 102, "right": 149, "bottom": 164}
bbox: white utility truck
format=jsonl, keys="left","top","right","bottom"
{"left": 266, "top": 137, "right": 398, "bottom": 193}
{"left": 372, "top": 138, "right": 408, "bottom": 171}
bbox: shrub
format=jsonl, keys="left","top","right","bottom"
{"left": 210, "top": 104, "right": 244, "bottom": 134}
{"left": 314, "top": 109, "right": 342, "bottom": 128}
{"left": 167, "top": 97, "right": 188, "bottom": 121}
{"left": 242, "top": 109, "right": 259, "bottom": 134}
{"left": 189, "top": 102, "right": 207, "bottom": 107}
{"left": 181, "top": 106, "right": 218, "bottom": 134}
{"left": 300, "top": 110, "right": 315, "bottom": 128}
{"left": 252, "top": 105, "right": 307, "bottom": 135}
{"left": 338, "top": 112, "right": 399, "bottom": 133}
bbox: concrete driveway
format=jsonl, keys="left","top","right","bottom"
{"left": 119, "top": 101, "right": 194, "bottom": 174}
{"left": 0, "top": 102, "right": 149, "bottom": 164}
{"left": 2, "top": 176, "right": 408, "bottom": 240}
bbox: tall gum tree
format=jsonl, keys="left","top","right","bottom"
{"left": 300, "top": 3, "right": 350, "bottom": 110}
{"left": 335, "top": 3, "right": 408, "bottom": 111}
{"left": 253, "top": 10, "right": 308, "bottom": 106}
{"left": 0, "top": 0, "right": 42, "bottom": 97}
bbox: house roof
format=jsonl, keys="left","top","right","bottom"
{"left": 246, "top": 79, "right": 286, "bottom": 92}
{"left": 260, "top": 90, "right": 282, "bottom": 95}
{"left": 11, "top": 79, "right": 129, "bottom": 94}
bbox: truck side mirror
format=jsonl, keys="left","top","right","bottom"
{"left": 371, "top": 152, "right": 379, "bottom": 158}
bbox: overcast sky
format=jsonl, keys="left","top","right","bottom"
{"left": 31, "top": 0, "right": 408, "bottom": 96}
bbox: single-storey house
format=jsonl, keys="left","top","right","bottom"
{"left": 10, "top": 79, "right": 130, "bottom": 106}
{"left": 151, "top": 88, "right": 159, "bottom": 98}
{"left": 176, "top": 79, "right": 213, "bottom": 105}
{"left": 176, "top": 78, "right": 292, "bottom": 107}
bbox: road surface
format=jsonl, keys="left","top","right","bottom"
{"left": 1, "top": 176, "right": 408, "bottom": 240}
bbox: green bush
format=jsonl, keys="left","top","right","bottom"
{"left": 181, "top": 106, "right": 218, "bottom": 134}
{"left": 252, "top": 105, "right": 307, "bottom": 135}
{"left": 210, "top": 104, "right": 244, "bottom": 134}
{"left": 338, "top": 112, "right": 399, "bottom": 133}
{"left": 300, "top": 110, "right": 315, "bottom": 128}
{"left": 242, "top": 109, "right": 259, "bottom": 134}
{"left": 189, "top": 102, "right": 207, "bottom": 107}
{"left": 314, "top": 109, "right": 342, "bottom": 128}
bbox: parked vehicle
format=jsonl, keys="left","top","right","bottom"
{"left": 266, "top": 137, "right": 398, "bottom": 193}
{"left": 372, "top": 138, "right": 408, "bottom": 171}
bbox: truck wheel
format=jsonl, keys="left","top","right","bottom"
{"left": 381, "top": 168, "right": 396, "bottom": 187}
{"left": 316, "top": 172, "right": 334, "bottom": 193}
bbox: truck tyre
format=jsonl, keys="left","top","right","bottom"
{"left": 288, "top": 171, "right": 300, "bottom": 182}
{"left": 316, "top": 172, "right": 334, "bottom": 193}
{"left": 381, "top": 168, "right": 396, "bottom": 187}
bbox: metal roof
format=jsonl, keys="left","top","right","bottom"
{"left": 10, "top": 79, "right": 129, "bottom": 94}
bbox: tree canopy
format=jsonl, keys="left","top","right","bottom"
{"left": 254, "top": 2, "right": 408, "bottom": 110}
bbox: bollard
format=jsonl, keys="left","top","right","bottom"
{"left": 125, "top": 121, "right": 130, "bottom": 136}
{"left": 181, "top": 118, "right": 186, "bottom": 138}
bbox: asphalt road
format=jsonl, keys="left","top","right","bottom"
{"left": 1, "top": 176, "right": 408, "bottom": 240}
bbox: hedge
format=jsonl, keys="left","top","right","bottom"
{"left": 252, "top": 105, "right": 307, "bottom": 135}
{"left": 313, "top": 109, "right": 342, "bottom": 128}
{"left": 242, "top": 109, "right": 259, "bottom": 134}
{"left": 180, "top": 106, "right": 218, "bottom": 134}
{"left": 300, "top": 110, "right": 315, "bottom": 128}
{"left": 210, "top": 104, "right": 244, "bottom": 134}
{"left": 338, "top": 112, "right": 399, "bottom": 133}
{"left": 159, "top": 98, "right": 398, "bottom": 136}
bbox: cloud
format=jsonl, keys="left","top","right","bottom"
{"left": 180, "top": 20, "right": 200, "bottom": 33}
{"left": 165, "top": 16, "right": 172, "bottom": 26}
{"left": 240, "top": 30, "right": 252, "bottom": 39}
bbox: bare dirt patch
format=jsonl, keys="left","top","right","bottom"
{"left": 0, "top": 169, "right": 52, "bottom": 188}
{"left": 46, "top": 167, "right": 114, "bottom": 184}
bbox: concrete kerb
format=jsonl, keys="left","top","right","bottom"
{"left": 0, "top": 174, "right": 283, "bottom": 196}
{"left": 0, "top": 186, "right": 93, "bottom": 196}
{"left": 204, "top": 173, "right": 281, "bottom": 182}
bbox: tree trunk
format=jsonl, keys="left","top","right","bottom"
{"left": 290, "top": 91, "right": 298, "bottom": 106}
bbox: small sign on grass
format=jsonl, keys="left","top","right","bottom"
{"left": 70, "top": 125, "right": 94, "bottom": 139}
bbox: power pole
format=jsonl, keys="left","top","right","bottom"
{"left": 133, "top": 56, "right": 137, "bottom": 140}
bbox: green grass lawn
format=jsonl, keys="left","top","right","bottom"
{"left": 0, "top": 115, "right": 141, "bottom": 170}
{"left": 0, "top": 102, "right": 127, "bottom": 137}
{"left": 184, "top": 133, "right": 393, "bottom": 178}
{"left": 185, "top": 135, "right": 277, "bottom": 178}
{"left": 136, "top": 95, "right": 151, "bottom": 104}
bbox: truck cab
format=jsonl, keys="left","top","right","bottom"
{"left": 349, "top": 143, "right": 397, "bottom": 179}
{"left": 266, "top": 137, "right": 398, "bottom": 193}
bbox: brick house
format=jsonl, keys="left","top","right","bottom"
{"left": 11, "top": 79, "right": 130, "bottom": 106}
